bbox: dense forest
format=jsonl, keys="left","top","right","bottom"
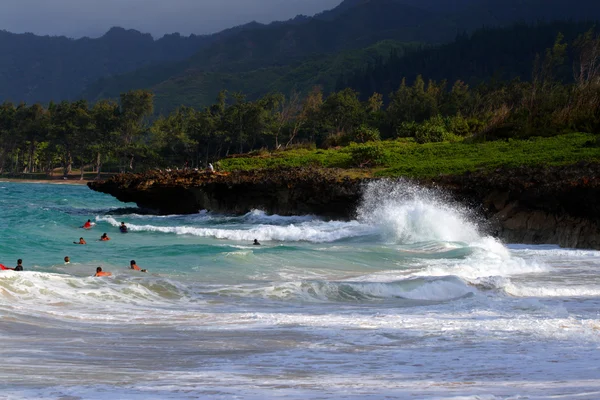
{"left": 340, "top": 21, "right": 600, "bottom": 99}
{"left": 1, "top": 27, "right": 599, "bottom": 177}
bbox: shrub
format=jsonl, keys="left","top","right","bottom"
{"left": 352, "top": 125, "right": 381, "bottom": 143}
{"left": 396, "top": 121, "right": 419, "bottom": 138}
{"left": 414, "top": 116, "right": 449, "bottom": 144}
{"left": 446, "top": 114, "right": 471, "bottom": 136}
{"left": 347, "top": 142, "right": 386, "bottom": 168}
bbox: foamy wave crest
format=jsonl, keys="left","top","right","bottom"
{"left": 357, "top": 180, "right": 482, "bottom": 244}
{"left": 242, "top": 209, "right": 319, "bottom": 224}
{"left": 503, "top": 282, "right": 600, "bottom": 298}
{"left": 97, "top": 216, "right": 371, "bottom": 242}
{"left": 419, "top": 247, "right": 548, "bottom": 281}
{"left": 212, "top": 276, "right": 474, "bottom": 303}
{"left": 0, "top": 271, "right": 192, "bottom": 320}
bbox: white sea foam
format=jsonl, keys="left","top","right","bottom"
{"left": 97, "top": 215, "right": 372, "bottom": 242}
{"left": 358, "top": 180, "right": 482, "bottom": 244}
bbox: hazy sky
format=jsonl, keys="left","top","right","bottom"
{"left": 0, "top": 0, "right": 342, "bottom": 38}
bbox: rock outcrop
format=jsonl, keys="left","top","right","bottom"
{"left": 88, "top": 168, "right": 365, "bottom": 219}
{"left": 430, "top": 162, "right": 600, "bottom": 249}
{"left": 88, "top": 163, "right": 600, "bottom": 249}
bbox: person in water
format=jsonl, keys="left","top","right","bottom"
{"left": 94, "top": 267, "right": 112, "bottom": 277}
{"left": 64, "top": 256, "right": 70, "bottom": 264}
{"left": 120, "top": 222, "right": 128, "bottom": 233}
{"left": 74, "top": 237, "right": 86, "bottom": 245}
{"left": 13, "top": 259, "right": 23, "bottom": 271}
{"left": 253, "top": 239, "right": 261, "bottom": 246}
{"left": 100, "top": 233, "right": 110, "bottom": 241}
{"left": 83, "top": 219, "right": 93, "bottom": 229}
{"left": 130, "top": 260, "right": 147, "bottom": 273}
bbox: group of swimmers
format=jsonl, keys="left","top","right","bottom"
{"left": 0, "top": 220, "right": 146, "bottom": 276}
{"left": 2, "top": 256, "right": 145, "bottom": 277}
{"left": 77, "top": 219, "right": 146, "bottom": 277}
{"left": 3, "top": 219, "right": 261, "bottom": 277}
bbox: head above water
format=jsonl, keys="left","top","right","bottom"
{"left": 64, "top": 256, "right": 70, "bottom": 262}
{"left": 96, "top": 267, "right": 102, "bottom": 273}
{"left": 17, "top": 259, "right": 22, "bottom": 265}
{"left": 130, "top": 260, "right": 136, "bottom": 265}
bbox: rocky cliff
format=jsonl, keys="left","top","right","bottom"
{"left": 88, "top": 168, "right": 364, "bottom": 219}
{"left": 430, "top": 162, "right": 600, "bottom": 249}
{"left": 88, "top": 164, "right": 600, "bottom": 249}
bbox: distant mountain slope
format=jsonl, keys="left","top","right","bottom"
{"left": 3, "top": 0, "right": 600, "bottom": 106}
{"left": 82, "top": 0, "right": 600, "bottom": 110}
{"left": 341, "top": 21, "right": 600, "bottom": 98}
{"left": 0, "top": 28, "right": 214, "bottom": 103}
{"left": 81, "top": 0, "right": 455, "bottom": 105}
{"left": 149, "top": 41, "right": 417, "bottom": 114}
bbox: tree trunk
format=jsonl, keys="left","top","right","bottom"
{"left": 28, "top": 142, "right": 35, "bottom": 173}
{"left": 13, "top": 151, "right": 19, "bottom": 174}
{"left": 63, "top": 149, "right": 72, "bottom": 177}
{"left": 96, "top": 152, "right": 102, "bottom": 179}
{"left": 80, "top": 162, "right": 85, "bottom": 180}
{"left": 0, "top": 150, "right": 6, "bottom": 174}
{"left": 205, "top": 143, "right": 210, "bottom": 167}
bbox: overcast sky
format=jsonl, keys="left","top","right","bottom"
{"left": 0, "top": 0, "right": 343, "bottom": 38}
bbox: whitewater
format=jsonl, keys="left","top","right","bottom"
{"left": 1, "top": 180, "right": 599, "bottom": 399}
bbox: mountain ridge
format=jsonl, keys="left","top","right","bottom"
{"left": 3, "top": 0, "right": 600, "bottom": 106}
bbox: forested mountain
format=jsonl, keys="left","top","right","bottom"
{"left": 2, "top": 0, "right": 600, "bottom": 109}
{"left": 81, "top": 0, "right": 455, "bottom": 108}
{"left": 341, "top": 21, "right": 600, "bottom": 98}
{"left": 81, "top": 0, "right": 600, "bottom": 111}
{"left": 115, "top": 41, "right": 418, "bottom": 115}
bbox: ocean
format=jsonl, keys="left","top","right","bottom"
{"left": 1, "top": 180, "right": 599, "bottom": 399}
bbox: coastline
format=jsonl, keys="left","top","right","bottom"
{"left": 88, "top": 164, "right": 600, "bottom": 249}
{"left": 0, "top": 177, "right": 91, "bottom": 185}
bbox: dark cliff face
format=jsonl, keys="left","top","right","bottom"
{"left": 429, "top": 163, "right": 600, "bottom": 249}
{"left": 88, "top": 168, "right": 365, "bottom": 219}
{"left": 89, "top": 164, "right": 600, "bottom": 249}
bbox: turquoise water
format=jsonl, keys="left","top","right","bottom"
{"left": 1, "top": 180, "right": 600, "bottom": 399}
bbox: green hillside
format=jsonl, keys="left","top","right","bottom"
{"left": 81, "top": 0, "right": 600, "bottom": 111}
{"left": 151, "top": 41, "right": 418, "bottom": 114}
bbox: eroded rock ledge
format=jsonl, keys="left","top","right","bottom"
{"left": 430, "top": 162, "right": 600, "bottom": 249}
{"left": 88, "top": 164, "right": 600, "bottom": 249}
{"left": 88, "top": 168, "right": 365, "bottom": 219}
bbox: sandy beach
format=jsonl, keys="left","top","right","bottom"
{"left": 0, "top": 177, "right": 91, "bottom": 185}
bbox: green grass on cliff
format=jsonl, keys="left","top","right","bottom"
{"left": 219, "top": 133, "right": 600, "bottom": 178}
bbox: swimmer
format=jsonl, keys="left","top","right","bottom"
{"left": 82, "top": 219, "right": 93, "bottom": 229}
{"left": 74, "top": 237, "right": 86, "bottom": 245}
{"left": 100, "top": 233, "right": 110, "bottom": 241}
{"left": 94, "top": 267, "right": 112, "bottom": 277}
{"left": 10, "top": 259, "right": 24, "bottom": 271}
{"left": 130, "top": 260, "right": 147, "bottom": 273}
{"left": 64, "top": 256, "right": 70, "bottom": 264}
{"left": 119, "top": 222, "right": 128, "bottom": 233}
{"left": 253, "top": 239, "right": 261, "bottom": 246}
